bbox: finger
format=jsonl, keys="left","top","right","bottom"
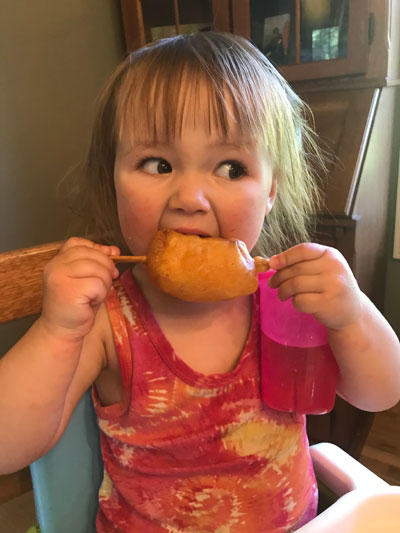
{"left": 76, "top": 277, "right": 111, "bottom": 308}
{"left": 66, "top": 259, "right": 116, "bottom": 287}
{"left": 60, "top": 237, "right": 98, "bottom": 252}
{"left": 291, "top": 292, "right": 322, "bottom": 315}
{"left": 58, "top": 246, "right": 120, "bottom": 278}
{"left": 61, "top": 238, "right": 120, "bottom": 261}
{"left": 45, "top": 257, "right": 116, "bottom": 299}
{"left": 93, "top": 243, "right": 121, "bottom": 257}
{"left": 276, "top": 275, "right": 324, "bottom": 301}
{"left": 268, "top": 261, "right": 324, "bottom": 289}
{"left": 269, "top": 243, "right": 327, "bottom": 271}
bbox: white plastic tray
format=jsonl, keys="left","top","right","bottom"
{"left": 298, "top": 443, "right": 400, "bottom": 532}
{"left": 298, "top": 487, "right": 400, "bottom": 532}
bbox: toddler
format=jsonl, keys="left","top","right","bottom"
{"left": 1, "top": 32, "right": 399, "bottom": 532}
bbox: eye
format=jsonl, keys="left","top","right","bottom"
{"left": 215, "top": 160, "right": 247, "bottom": 180}
{"left": 140, "top": 157, "right": 172, "bottom": 175}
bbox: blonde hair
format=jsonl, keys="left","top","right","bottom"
{"left": 79, "top": 32, "right": 324, "bottom": 256}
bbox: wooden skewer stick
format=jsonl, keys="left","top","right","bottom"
{"left": 111, "top": 255, "right": 147, "bottom": 264}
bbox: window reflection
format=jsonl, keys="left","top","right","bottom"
{"left": 301, "top": 0, "right": 349, "bottom": 63}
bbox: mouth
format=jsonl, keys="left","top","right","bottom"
{"left": 169, "top": 228, "right": 211, "bottom": 238}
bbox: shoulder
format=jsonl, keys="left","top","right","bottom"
{"left": 94, "top": 273, "right": 130, "bottom": 371}
{"left": 90, "top": 301, "right": 122, "bottom": 406}
{"left": 72, "top": 302, "right": 115, "bottom": 377}
{"left": 85, "top": 294, "right": 120, "bottom": 376}
{"left": 91, "top": 302, "right": 116, "bottom": 369}
{"left": 71, "top": 292, "right": 118, "bottom": 382}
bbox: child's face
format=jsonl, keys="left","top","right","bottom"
{"left": 114, "top": 112, "right": 276, "bottom": 257}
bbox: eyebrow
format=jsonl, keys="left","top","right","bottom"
{"left": 131, "top": 140, "right": 252, "bottom": 151}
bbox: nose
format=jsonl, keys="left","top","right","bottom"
{"left": 167, "top": 172, "right": 211, "bottom": 214}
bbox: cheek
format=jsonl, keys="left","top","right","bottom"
{"left": 115, "top": 181, "right": 159, "bottom": 253}
{"left": 222, "top": 191, "right": 268, "bottom": 248}
{"left": 117, "top": 193, "right": 145, "bottom": 225}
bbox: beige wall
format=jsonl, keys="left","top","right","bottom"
{"left": 0, "top": 1, "right": 125, "bottom": 352}
{"left": 0, "top": 0, "right": 124, "bottom": 252}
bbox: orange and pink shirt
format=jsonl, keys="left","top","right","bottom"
{"left": 93, "top": 270, "right": 317, "bottom": 532}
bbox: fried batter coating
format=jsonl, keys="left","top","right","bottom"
{"left": 146, "top": 229, "right": 269, "bottom": 301}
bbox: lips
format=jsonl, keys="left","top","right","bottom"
{"left": 169, "top": 228, "right": 211, "bottom": 238}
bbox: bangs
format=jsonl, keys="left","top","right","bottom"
{"left": 117, "top": 65, "right": 229, "bottom": 144}
{"left": 114, "top": 33, "right": 279, "bottom": 148}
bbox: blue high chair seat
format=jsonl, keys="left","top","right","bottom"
{"left": 30, "top": 390, "right": 103, "bottom": 533}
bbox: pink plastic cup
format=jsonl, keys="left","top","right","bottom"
{"left": 259, "top": 271, "right": 339, "bottom": 414}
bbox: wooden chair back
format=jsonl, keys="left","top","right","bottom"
{"left": 0, "top": 242, "right": 62, "bottom": 324}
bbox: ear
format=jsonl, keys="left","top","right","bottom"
{"left": 265, "top": 178, "right": 277, "bottom": 215}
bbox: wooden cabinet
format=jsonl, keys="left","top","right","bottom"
{"left": 121, "top": 1, "right": 398, "bottom": 84}
{"left": 119, "top": 1, "right": 400, "bottom": 458}
{"left": 231, "top": 0, "right": 399, "bottom": 84}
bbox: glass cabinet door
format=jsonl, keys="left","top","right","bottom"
{"left": 141, "top": 0, "right": 176, "bottom": 42}
{"left": 300, "top": 0, "right": 348, "bottom": 64}
{"left": 121, "top": 0, "right": 231, "bottom": 52}
{"left": 141, "top": 0, "right": 214, "bottom": 42}
{"left": 245, "top": 0, "right": 369, "bottom": 81}
{"left": 178, "top": 0, "right": 214, "bottom": 34}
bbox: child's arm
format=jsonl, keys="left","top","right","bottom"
{"left": 268, "top": 243, "right": 400, "bottom": 412}
{"left": 0, "top": 238, "right": 119, "bottom": 474}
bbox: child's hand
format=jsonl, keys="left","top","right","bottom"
{"left": 40, "top": 237, "right": 120, "bottom": 342}
{"left": 268, "top": 243, "right": 362, "bottom": 331}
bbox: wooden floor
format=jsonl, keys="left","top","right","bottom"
{"left": 0, "top": 491, "right": 36, "bottom": 533}
{"left": 0, "top": 402, "right": 399, "bottom": 532}
{"left": 359, "top": 400, "right": 400, "bottom": 486}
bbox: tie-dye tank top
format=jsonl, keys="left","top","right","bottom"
{"left": 93, "top": 270, "right": 317, "bottom": 532}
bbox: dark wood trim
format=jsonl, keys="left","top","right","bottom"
{"left": 120, "top": 0, "right": 145, "bottom": 52}
{"left": 173, "top": 0, "right": 180, "bottom": 34}
{"left": 366, "top": 0, "right": 390, "bottom": 81}
{"left": 212, "top": 0, "right": 231, "bottom": 33}
{"left": 292, "top": 76, "right": 388, "bottom": 93}
{"left": 230, "top": 0, "right": 250, "bottom": 38}
{"left": 317, "top": 216, "right": 357, "bottom": 228}
{"left": 295, "top": 0, "right": 301, "bottom": 65}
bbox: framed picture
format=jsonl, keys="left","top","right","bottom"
{"left": 263, "top": 14, "right": 290, "bottom": 64}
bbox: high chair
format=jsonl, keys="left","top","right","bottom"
{"left": 0, "top": 242, "right": 399, "bottom": 533}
